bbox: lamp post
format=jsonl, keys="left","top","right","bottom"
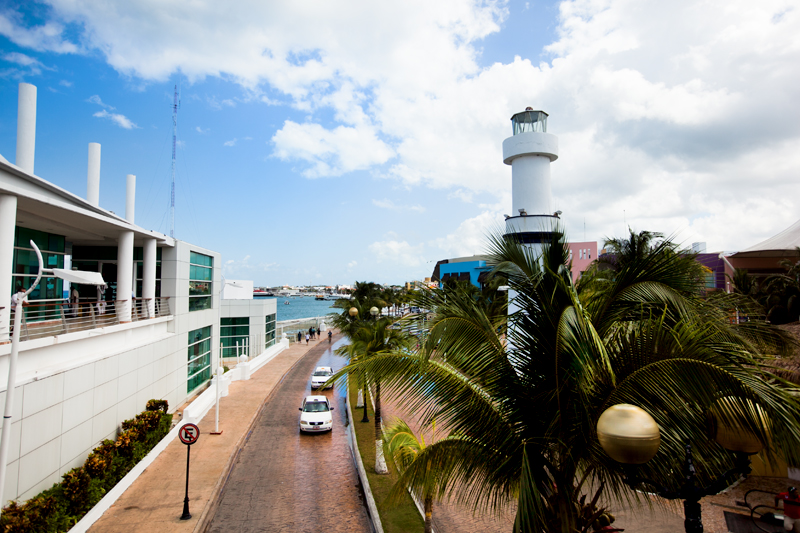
{"left": 349, "top": 307, "right": 370, "bottom": 423}
{"left": 370, "top": 306, "right": 379, "bottom": 320}
{"left": 597, "top": 403, "right": 766, "bottom": 533}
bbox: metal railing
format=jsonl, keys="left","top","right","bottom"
{"left": 10, "top": 296, "right": 171, "bottom": 342}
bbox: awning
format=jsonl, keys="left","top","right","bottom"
{"left": 458, "top": 273, "right": 470, "bottom": 282}
{"left": 50, "top": 268, "right": 106, "bottom": 286}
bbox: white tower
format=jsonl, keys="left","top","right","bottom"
{"left": 503, "top": 109, "right": 559, "bottom": 326}
{"left": 503, "top": 108, "right": 559, "bottom": 254}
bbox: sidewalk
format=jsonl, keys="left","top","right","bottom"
{"left": 89, "top": 334, "right": 339, "bottom": 533}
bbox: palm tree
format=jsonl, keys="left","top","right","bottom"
{"left": 384, "top": 418, "right": 450, "bottom": 533}
{"left": 335, "top": 228, "right": 800, "bottom": 532}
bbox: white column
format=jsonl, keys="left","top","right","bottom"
{"left": 117, "top": 231, "right": 134, "bottom": 323}
{"left": 125, "top": 174, "right": 135, "bottom": 223}
{"left": 142, "top": 238, "right": 156, "bottom": 318}
{"left": 0, "top": 196, "right": 18, "bottom": 342}
{"left": 15, "top": 83, "right": 36, "bottom": 175}
{"left": 87, "top": 143, "right": 101, "bottom": 206}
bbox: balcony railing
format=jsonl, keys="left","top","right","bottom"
{"left": 10, "top": 297, "right": 171, "bottom": 342}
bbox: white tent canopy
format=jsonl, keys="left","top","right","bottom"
{"left": 733, "top": 218, "right": 800, "bottom": 258}
{"left": 49, "top": 268, "right": 106, "bottom": 286}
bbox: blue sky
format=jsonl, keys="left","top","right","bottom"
{"left": 1, "top": 0, "right": 799, "bottom": 287}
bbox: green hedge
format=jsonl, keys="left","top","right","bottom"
{"left": 0, "top": 399, "right": 173, "bottom": 533}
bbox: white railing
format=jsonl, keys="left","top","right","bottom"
{"left": 10, "top": 296, "right": 171, "bottom": 342}
{"left": 220, "top": 331, "right": 278, "bottom": 361}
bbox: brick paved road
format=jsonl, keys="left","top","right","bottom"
{"left": 208, "top": 338, "right": 371, "bottom": 533}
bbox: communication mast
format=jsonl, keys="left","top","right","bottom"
{"left": 170, "top": 84, "right": 180, "bottom": 238}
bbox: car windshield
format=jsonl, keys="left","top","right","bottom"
{"left": 303, "top": 401, "right": 329, "bottom": 412}
{"left": 313, "top": 370, "right": 331, "bottom": 377}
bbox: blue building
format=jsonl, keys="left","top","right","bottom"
{"left": 432, "top": 255, "right": 492, "bottom": 288}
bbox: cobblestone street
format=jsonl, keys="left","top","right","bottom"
{"left": 208, "top": 338, "right": 371, "bottom": 533}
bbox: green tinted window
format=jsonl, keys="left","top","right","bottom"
{"left": 189, "top": 265, "right": 212, "bottom": 281}
{"left": 189, "top": 296, "right": 211, "bottom": 312}
{"left": 190, "top": 252, "right": 213, "bottom": 267}
{"left": 190, "top": 281, "right": 211, "bottom": 296}
{"left": 187, "top": 326, "right": 212, "bottom": 393}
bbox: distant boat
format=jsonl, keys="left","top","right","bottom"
{"left": 315, "top": 295, "right": 325, "bottom": 300}
{"left": 283, "top": 300, "right": 290, "bottom": 305}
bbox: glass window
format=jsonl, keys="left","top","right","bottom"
{"left": 187, "top": 326, "right": 212, "bottom": 392}
{"left": 12, "top": 227, "right": 66, "bottom": 302}
{"left": 265, "top": 313, "right": 276, "bottom": 349}
{"left": 189, "top": 251, "right": 213, "bottom": 312}
{"left": 221, "top": 317, "right": 249, "bottom": 358}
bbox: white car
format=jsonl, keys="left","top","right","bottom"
{"left": 311, "top": 366, "right": 334, "bottom": 389}
{"left": 299, "top": 395, "right": 334, "bottom": 432}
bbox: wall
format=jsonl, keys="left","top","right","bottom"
{"left": 0, "top": 239, "right": 223, "bottom": 503}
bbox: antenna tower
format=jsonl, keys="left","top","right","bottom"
{"left": 170, "top": 84, "right": 180, "bottom": 238}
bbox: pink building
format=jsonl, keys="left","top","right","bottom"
{"left": 567, "top": 241, "right": 598, "bottom": 284}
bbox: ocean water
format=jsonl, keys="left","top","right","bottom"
{"left": 257, "top": 296, "right": 343, "bottom": 322}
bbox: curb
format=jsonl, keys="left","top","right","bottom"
{"left": 194, "top": 334, "right": 343, "bottom": 533}
{"left": 347, "top": 378, "right": 385, "bottom": 533}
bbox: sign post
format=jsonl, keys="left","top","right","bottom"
{"left": 178, "top": 423, "right": 200, "bottom": 520}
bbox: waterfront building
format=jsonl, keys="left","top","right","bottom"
{"left": 0, "top": 83, "right": 281, "bottom": 503}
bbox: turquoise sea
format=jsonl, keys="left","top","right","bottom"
{"left": 256, "top": 296, "right": 342, "bottom": 322}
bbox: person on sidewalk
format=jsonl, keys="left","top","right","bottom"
{"left": 776, "top": 487, "right": 800, "bottom": 531}
{"left": 305, "top": 333, "right": 310, "bottom": 345}
{"left": 297, "top": 330, "right": 302, "bottom": 343}
{"left": 328, "top": 330, "right": 332, "bottom": 343}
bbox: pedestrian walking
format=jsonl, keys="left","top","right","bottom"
{"left": 305, "top": 333, "right": 310, "bottom": 345}
{"left": 297, "top": 330, "right": 302, "bottom": 343}
{"left": 327, "top": 330, "right": 332, "bottom": 343}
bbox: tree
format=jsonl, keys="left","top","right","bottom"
{"left": 336, "top": 228, "right": 800, "bottom": 532}
{"left": 384, "top": 418, "right": 454, "bottom": 533}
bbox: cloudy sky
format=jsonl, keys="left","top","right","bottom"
{"left": 1, "top": 0, "right": 798, "bottom": 286}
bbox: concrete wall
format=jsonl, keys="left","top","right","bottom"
{"left": 0, "top": 239, "right": 223, "bottom": 504}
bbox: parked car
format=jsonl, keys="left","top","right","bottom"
{"left": 299, "top": 395, "right": 334, "bottom": 432}
{"left": 311, "top": 366, "right": 334, "bottom": 389}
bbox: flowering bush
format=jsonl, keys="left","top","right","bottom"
{"left": 0, "top": 400, "right": 173, "bottom": 533}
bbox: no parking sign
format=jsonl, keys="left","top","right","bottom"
{"left": 179, "top": 423, "right": 200, "bottom": 445}
{"left": 179, "top": 423, "right": 200, "bottom": 519}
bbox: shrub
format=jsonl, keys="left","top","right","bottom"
{"left": 0, "top": 400, "right": 173, "bottom": 532}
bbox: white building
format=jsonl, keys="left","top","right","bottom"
{"left": 0, "top": 83, "right": 278, "bottom": 503}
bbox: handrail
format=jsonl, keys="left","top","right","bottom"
{"left": 9, "top": 296, "right": 172, "bottom": 341}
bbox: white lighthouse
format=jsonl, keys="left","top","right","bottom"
{"left": 502, "top": 108, "right": 559, "bottom": 255}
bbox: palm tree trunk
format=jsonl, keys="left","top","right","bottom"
{"left": 374, "top": 379, "right": 388, "bottom": 474}
{"left": 424, "top": 496, "right": 433, "bottom": 533}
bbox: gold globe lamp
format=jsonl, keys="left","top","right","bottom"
{"left": 370, "top": 306, "right": 379, "bottom": 318}
{"left": 709, "top": 397, "right": 769, "bottom": 455}
{"left": 597, "top": 404, "right": 661, "bottom": 464}
{"left": 348, "top": 307, "right": 358, "bottom": 317}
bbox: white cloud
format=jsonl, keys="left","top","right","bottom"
{"left": 195, "top": 126, "right": 209, "bottom": 134}
{"left": 272, "top": 121, "right": 394, "bottom": 177}
{"left": 92, "top": 109, "right": 138, "bottom": 129}
{"left": 1, "top": 51, "right": 51, "bottom": 76}
{"left": 372, "top": 199, "right": 425, "bottom": 213}
{"left": 368, "top": 239, "right": 425, "bottom": 267}
{"left": 223, "top": 254, "right": 278, "bottom": 276}
{"left": 347, "top": 260, "right": 357, "bottom": 269}
{"left": 58, "top": 79, "right": 72, "bottom": 87}
{"left": 87, "top": 94, "right": 114, "bottom": 109}
{"left": 430, "top": 211, "right": 506, "bottom": 258}
{"left": 0, "top": 12, "right": 79, "bottom": 53}
{"left": 6, "top": 0, "right": 800, "bottom": 251}
{"left": 224, "top": 138, "right": 237, "bottom": 147}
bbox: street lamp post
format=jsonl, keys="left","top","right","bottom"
{"left": 597, "top": 403, "right": 766, "bottom": 533}
{"left": 349, "top": 307, "right": 370, "bottom": 424}
{"left": 370, "top": 306, "right": 379, "bottom": 319}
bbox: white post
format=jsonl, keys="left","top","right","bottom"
{"left": 212, "top": 366, "right": 223, "bottom": 434}
{"left": 236, "top": 341, "right": 240, "bottom": 364}
{"left": 15, "top": 83, "right": 36, "bottom": 175}
{"left": 125, "top": 174, "right": 136, "bottom": 223}
{"left": 142, "top": 238, "right": 156, "bottom": 318}
{"left": 0, "top": 195, "right": 17, "bottom": 343}
{"left": 0, "top": 241, "right": 43, "bottom": 514}
{"left": 117, "top": 231, "right": 134, "bottom": 323}
{"left": 87, "top": 143, "right": 101, "bottom": 206}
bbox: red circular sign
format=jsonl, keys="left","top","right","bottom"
{"left": 179, "top": 423, "right": 200, "bottom": 445}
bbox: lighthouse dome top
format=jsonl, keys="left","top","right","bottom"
{"left": 511, "top": 109, "right": 548, "bottom": 135}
